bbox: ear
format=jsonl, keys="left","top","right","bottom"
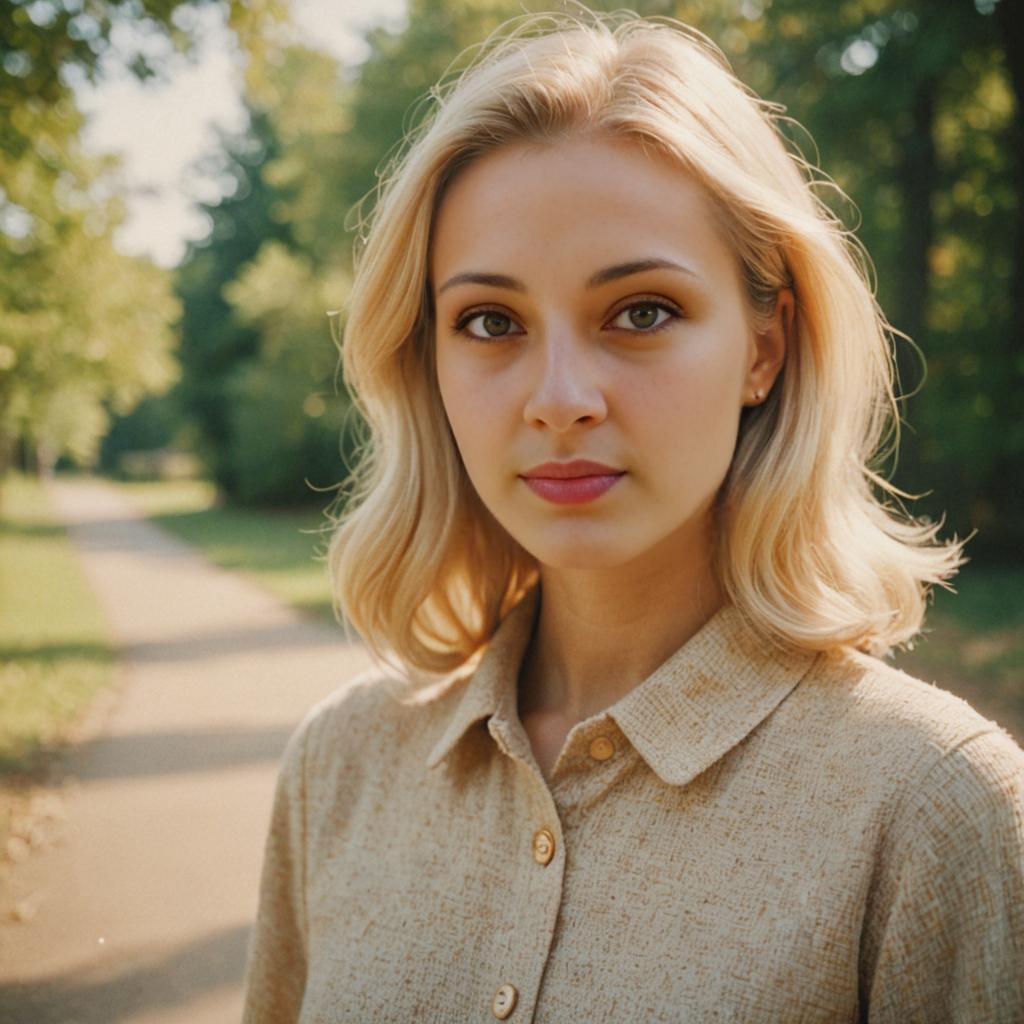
{"left": 744, "top": 288, "right": 793, "bottom": 406}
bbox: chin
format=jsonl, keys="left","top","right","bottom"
{"left": 535, "top": 552, "right": 629, "bottom": 571}
{"left": 516, "top": 526, "right": 647, "bottom": 571}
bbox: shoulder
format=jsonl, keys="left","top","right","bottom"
{"left": 267, "top": 667, "right": 470, "bottom": 857}
{"left": 278, "top": 665, "right": 467, "bottom": 780}
{"left": 777, "top": 645, "right": 1024, "bottom": 812}
{"left": 800, "top": 645, "right": 1018, "bottom": 755}
{"left": 842, "top": 661, "right": 1024, "bottom": 1018}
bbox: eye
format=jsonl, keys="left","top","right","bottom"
{"left": 451, "top": 308, "right": 525, "bottom": 342}
{"left": 607, "top": 299, "right": 682, "bottom": 334}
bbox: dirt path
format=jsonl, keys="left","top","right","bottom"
{"left": 0, "top": 476, "right": 374, "bottom": 1024}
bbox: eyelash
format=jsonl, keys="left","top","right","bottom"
{"left": 450, "top": 297, "right": 685, "bottom": 343}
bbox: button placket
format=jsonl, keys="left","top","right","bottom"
{"left": 486, "top": 737, "right": 566, "bottom": 1023}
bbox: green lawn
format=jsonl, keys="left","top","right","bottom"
{"left": 0, "top": 473, "right": 116, "bottom": 779}
{"left": 114, "top": 478, "right": 338, "bottom": 622}
{"left": 889, "top": 567, "right": 1024, "bottom": 743}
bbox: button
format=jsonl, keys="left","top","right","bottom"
{"left": 532, "top": 828, "right": 555, "bottom": 865}
{"left": 492, "top": 983, "right": 518, "bottom": 1019}
{"left": 589, "top": 735, "right": 615, "bottom": 761}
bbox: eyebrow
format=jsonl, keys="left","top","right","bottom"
{"left": 435, "top": 257, "right": 702, "bottom": 296}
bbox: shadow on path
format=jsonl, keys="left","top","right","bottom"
{"left": 0, "top": 924, "right": 250, "bottom": 1024}
{"left": 0, "top": 519, "right": 65, "bottom": 540}
{"left": 59, "top": 514, "right": 196, "bottom": 556}
{"left": 119, "top": 620, "right": 349, "bottom": 665}
{"left": 0, "top": 642, "right": 111, "bottom": 663}
{"left": 0, "top": 623, "right": 355, "bottom": 668}
{"left": 65, "top": 725, "right": 296, "bottom": 781}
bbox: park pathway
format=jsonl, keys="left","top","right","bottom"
{"left": 0, "top": 476, "right": 375, "bottom": 1024}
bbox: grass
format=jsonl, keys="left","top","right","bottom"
{"left": 889, "top": 568, "right": 1024, "bottom": 743}
{"left": 117, "top": 478, "right": 1024, "bottom": 741}
{"left": 0, "top": 474, "right": 116, "bottom": 777}
{"left": 114, "top": 478, "right": 338, "bottom": 622}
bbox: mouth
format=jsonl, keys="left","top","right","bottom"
{"left": 518, "top": 458, "right": 626, "bottom": 506}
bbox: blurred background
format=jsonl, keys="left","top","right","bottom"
{"left": 2, "top": 0, "right": 1022, "bottom": 833}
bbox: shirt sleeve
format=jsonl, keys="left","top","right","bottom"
{"left": 241, "top": 714, "right": 312, "bottom": 1024}
{"left": 860, "top": 727, "right": 1024, "bottom": 1023}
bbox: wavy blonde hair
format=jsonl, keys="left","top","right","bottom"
{"left": 326, "top": 6, "right": 968, "bottom": 679}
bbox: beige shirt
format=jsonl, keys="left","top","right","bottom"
{"left": 241, "top": 583, "right": 1024, "bottom": 1022}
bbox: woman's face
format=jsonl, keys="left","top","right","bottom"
{"left": 430, "top": 135, "right": 786, "bottom": 572}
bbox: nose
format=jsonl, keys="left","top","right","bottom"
{"left": 521, "top": 329, "right": 608, "bottom": 432}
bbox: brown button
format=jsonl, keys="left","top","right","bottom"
{"left": 589, "top": 735, "right": 615, "bottom": 761}
{"left": 532, "top": 828, "right": 555, "bottom": 865}
{"left": 492, "top": 982, "right": 518, "bottom": 1019}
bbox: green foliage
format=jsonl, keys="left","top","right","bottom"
{"left": 0, "top": 0, "right": 288, "bottom": 127}
{"left": 0, "top": 0, "right": 297, "bottom": 475}
{"left": 173, "top": 108, "right": 294, "bottom": 490}
{"left": 170, "top": 83, "right": 363, "bottom": 505}
{"left": 0, "top": 117, "right": 181, "bottom": 469}
{"left": 0, "top": 3, "right": 186, "bottom": 471}
{"left": 173, "top": 41, "right": 369, "bottom": 504}
{"left": 219, "top": 242, "right": 349, "bottom": 503}
{"left": 99, "top": 390, "right": 189, "bottom": 470}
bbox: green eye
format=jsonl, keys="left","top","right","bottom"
{"left": 452, "top": 309, "right": 524, "bottom": 342}
{"left": 479, "top": 311, "right": 512, "bottom": 335}
{"left": 626, "top": 304, "right": 660, "bottom": 328}
{"left": 610, "top": 300, "right": 681, "bottom": 334}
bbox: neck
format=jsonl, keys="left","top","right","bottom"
{"left": 517, "top": 515, "right": 725, "bottom": 726}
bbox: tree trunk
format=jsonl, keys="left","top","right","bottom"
{"left": 996, "top": 0, "right": 1024, "bottom": 358}
{"left": 892, "top": 76, "right": 938, "bottom": 488}
{"left": 896, "top": 79, "right": 937, "bottom": 366}
{"left": 0, "top": 430, "right": 12, "bottom": 479}
{"left": 985, "top": 0, "right": 1024, "bottom": 557}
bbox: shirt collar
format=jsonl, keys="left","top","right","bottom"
{"left": 609, "top": 599, "right": 821, "bottom": 786}
{"left": 425, "top": 584, "right": 539, "bottom": 771}
{"left": 425, "top": 582, "right": 820, "bottom": 787}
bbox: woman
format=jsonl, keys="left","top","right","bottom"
{"left": 242, "top": 8, "right": 1024, "bottom": 1022}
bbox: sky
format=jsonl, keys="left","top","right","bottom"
{"left": 75, "top": 0, "right": 407, "bottom": 268}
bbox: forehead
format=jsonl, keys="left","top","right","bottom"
{"left": 429, "top": 136, "right": 735, "bottom": 282}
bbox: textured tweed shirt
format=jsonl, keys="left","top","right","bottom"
{"left": 242, "top": 584, "right": 1024, "bottom": 1022}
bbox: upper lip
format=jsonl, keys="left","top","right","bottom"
{"left": 520, "top": 459, "right": 625, "bottom": 479}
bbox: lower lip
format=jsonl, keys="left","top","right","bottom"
{"left": 521, "top": 474, "right": 625, "bottom": 505}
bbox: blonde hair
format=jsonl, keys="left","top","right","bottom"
{"left": 326, "top": 6, "right": 968, "bottom": 679}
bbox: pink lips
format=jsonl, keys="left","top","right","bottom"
{"left": 519, "top": 459, "right": 626, "bottom": 506}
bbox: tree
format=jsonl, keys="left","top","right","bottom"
{"left": 0, "top": 0, "right": 289, "bottom": 479}
{"left": 0, "top": 97, "right": 179, "bottom": 474}
{"left": 172, "top": 43, "right": 359, "bottom": 501}
{"left": 173, "top": 108, "right": 294, "bottom": 491}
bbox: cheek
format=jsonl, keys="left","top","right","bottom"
{"left": 624, "top": 350, "right": 742, "bottom": 474}
{"left": 437, "top": 360, "right": 508, "bottom": 480}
